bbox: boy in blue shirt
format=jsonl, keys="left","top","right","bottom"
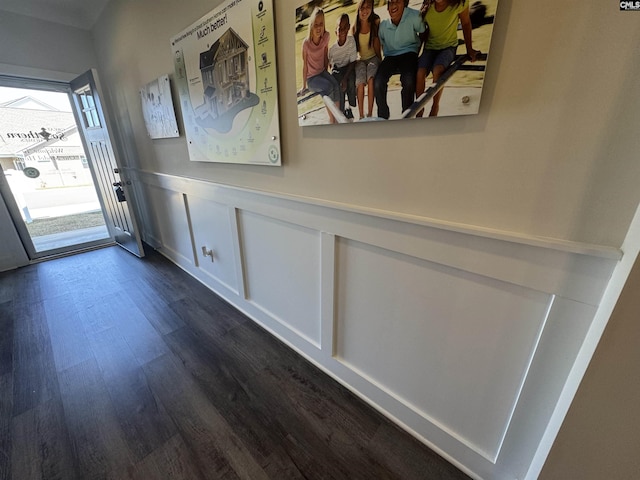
{"left": 374, "top": 0, "right": 425, "bottom": 119}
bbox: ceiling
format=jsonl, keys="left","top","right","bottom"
{"left": 0, "top": 0, "right": 111, "bottom": 29}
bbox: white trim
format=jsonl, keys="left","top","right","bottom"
{"left": 129, "top": 169, "right": 622, "bottom": 260}
{"left": 320, "top": 232, "right": 336, "bottom": 356}
{"left": 493, "top": 294, "right": 556, "bottom": 463}
{"left": 133, "top": 169, "right": 618, "bottom": 306}
{"left": 183, "top": 194, "right": 199, "bottom": 268}
{"left": 229, "top": 206, "right": 246, "bottom": 299}
{"left": 525, "top": 201, "right": 640, "bottom": 479}
{"left": 0, "top": 65, "right": 78, "bottom": 84}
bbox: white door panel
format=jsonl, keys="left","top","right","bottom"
{"left": 70, "top": 70, "right": 144, "bottom": 257}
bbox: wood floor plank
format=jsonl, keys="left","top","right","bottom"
{"left": 62, "top": 264, "right": 122, "bottom": 310}
{"left": 75, "top": 296, "right": 114, "bottom": 335}
{"left": 143, "top": 354, "right": 268, "bottom": 480}
{"left": 11, "top": 267, "right": 41, "bottom": 306}
{"left": 0, "top": 303, "right": 13, "bottom": 377}
{"left": 369, "top": 421, "right": 472, "bottom": 480}
{"left": 76, "top": 284, "right": 168, "bottom": 365}
{"left": 225, "top": 320, "right": 383, "bottom": 442}
{"left": 164, "top": 323, "right": 394, "bottom": 480}
{"left": 279, "top": 432, "right": 349, "bottom": 480}
{"left": 12, "top": 301, "right": 58, "bottom": 416}
{"left": 167, "top": 295, "right": 244, "bottom": 342}
{"left": 255, "top": 367, "right": 398, "bottom": 480}
{"left": 133, "top": 435, "right": 207, "bottom": 480}
{"left": 0, "top": 272, "right": 14, "bottom": 304}
{"left": 57, "top": 358, "right": 137, "bottom": 479}
{"left": 0, "top": 374, "right": 12, "bottom": 480}
{"left": 79, "top": 289, "right": 169, "bottom": 365}
{"left": 108, "top": 291, "right": 171, "bottom": 365}
{"left": 145, "top": 251, "right": 226, "bottom": 303}
{"left": 138, "top": 257, "right": 193, "bottom": 304}
{"left": 37, "top": 249, "right": 122, "bottom": 302}
{"left": 209, "top": 320, "right": 438, "bottom": 479}
{"left": 121, "top": 278, "right": 185, "bottom": 335}
{"left": 11, "top": 398, "right": 76, "bottom": 480}
{"left": 90, "top": 326, "right": 177, "bottom": 461}
{"left": 36, "top": 259, "right": 84, "bottom": 300}
{"left": 163, "top": 327, "right": 307, "bottom": 478}
{"left": 88, "top": 247, "right": 151, "bottom": 282}
{"left": 43, "top": 294, "right": 94, "bottom": 372}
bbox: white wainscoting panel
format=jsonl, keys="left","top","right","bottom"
{"left": 238, "top": 211, "right": 322, "bottom": 348}
{"left": 129, "top": 169, "right": 623, "bottom": 480}
{"left": 144, "top": 184, "right": 193, "bottom": 265}
{"left": 494, "top": 297, "right": 596, "bottom": 479}
{"left": 186, "top": 194, "right": 239, "bottom": 295}
{"left": 335, "top": 237, "right": 553, "bottom": 462}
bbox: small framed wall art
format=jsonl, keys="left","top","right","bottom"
{"left": 140, "top": 74, "right": 180, "bottom": 139}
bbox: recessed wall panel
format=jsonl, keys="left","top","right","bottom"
{"left": 145, "top": 185, "right": 192, "bottom": 264}
{"left": 335, "top": 238, "right": 552, "bottom": 461}
{"left": 238, "top": 211, "right": 321, "bottom": 346}
{"left": 187, "top": 195, "right": 238, "bottom": 294}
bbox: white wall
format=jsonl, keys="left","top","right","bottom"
{"left": 92, "top": 0, "right": 640, "bottom": 248}
{"left": 0, "top": 10, "right": 97, "bottom": 80}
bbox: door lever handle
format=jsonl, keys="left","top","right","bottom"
{"left": 201, "top": 246, "right": 214, "bottom": 262}
{"left": 113, "top": 183, "right": 126, "bottom": 202}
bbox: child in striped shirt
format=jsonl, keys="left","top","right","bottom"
{"left": 329, "top": 14, "right": 357, "bottom": 120}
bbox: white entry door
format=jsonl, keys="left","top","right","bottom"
{"left": 70, "top": 70, "right": 144, "bottom": 257}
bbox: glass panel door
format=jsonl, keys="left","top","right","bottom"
{"left": 69, "top": 70, "right": 144, "bottom": 257}
{"left": 0, "top": 82, "right": 112, "bottom": 258}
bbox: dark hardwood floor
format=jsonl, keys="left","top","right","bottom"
{"left": 0, "top": 246, "right": 470, "bottom": 480}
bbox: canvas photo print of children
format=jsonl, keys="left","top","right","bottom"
{"left": 294, "top": 0, "right": 498, "bottom": 126}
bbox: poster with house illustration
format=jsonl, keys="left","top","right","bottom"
{"left": 171, "top": 0, "right": 282, "bottom": 165}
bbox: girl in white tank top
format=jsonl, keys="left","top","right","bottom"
{"left": 352, "top": 0, "right": 381, "bottom": 118}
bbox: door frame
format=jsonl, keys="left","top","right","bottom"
{"left": 0, "top": 72, "right": 143, "bottom": 260}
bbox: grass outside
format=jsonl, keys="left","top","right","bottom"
{"left": 26, "top": 211, "right": 106, "bottom": 237}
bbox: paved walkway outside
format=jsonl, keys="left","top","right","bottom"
{"left": 32, "top": 225, "right": 110, "bottom": 253}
